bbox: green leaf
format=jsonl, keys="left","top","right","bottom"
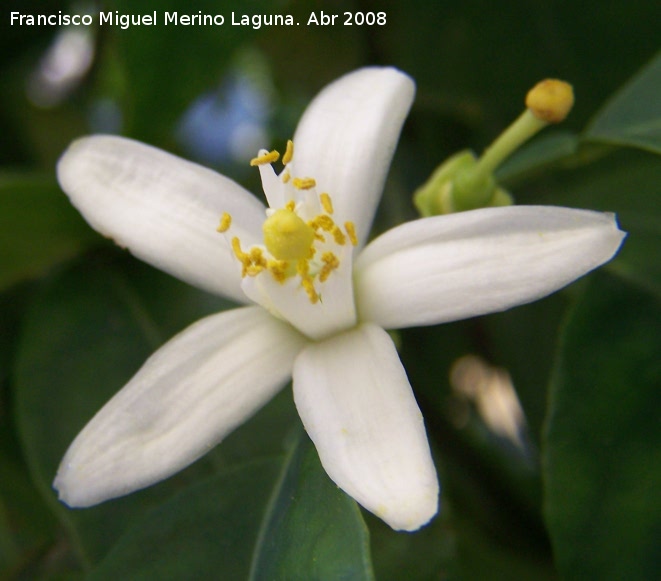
{"left": 0, "top": 456, "right": 61, "bottom": 579}
{"left": 87, "top": 431, "right": 374, "bottom": 580}
{"left": 496, "top": 131, "right": 580, "bottom": 187}
{"left": 543, "top": 273, "right": 661, "bottom": 579}
{"left": 88, "top": 460, "right": 283, "bottom": 580}
{"left": 585, "top": 51, "right": 661, "bottom": 154}
{"left": 0, "top": 173, "right": 99, "bottom": 290}
{"left": 250, "top": 431, "right": 373, "bottom": 581}
{"left": 13, "top": 255, "right": 230, "bottom": 568}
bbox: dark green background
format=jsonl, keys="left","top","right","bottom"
{"left": 1, "top": 0, "right": 659, "bottom": 578}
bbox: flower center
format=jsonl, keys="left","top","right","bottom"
{"left": 217, "top": 140, "right": 358, "bottom": 305}
{"left": 262, "top": 206, "right": 315, "bottom": 261}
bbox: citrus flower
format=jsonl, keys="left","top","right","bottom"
{"left": 54, "top": 67, "right": 625, "bottom": 531}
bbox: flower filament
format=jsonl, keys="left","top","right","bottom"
{"left": 218, "top": 141, "right": 358, "bottom": 304}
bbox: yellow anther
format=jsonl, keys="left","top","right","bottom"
{"left": 332, "top": 226, "right": 346, "bottom": 245}
{"left": 231, "top": 237, "right": 248, "bottom": 262}
{"left": 263, "top": 208, "right": 315, "bottom": 261}
{"left": 217, "top": 212, "right": 232, "bottom": 233}
{"left": 320, "top": 193, "right": 334, "bottom": 214}
{"left": 319, "top": 252, "right": 340, "bottom": 282}
{"left": 249, "top": 247, "right": 268, "bottom": 268}
{"left": 525, "top": 79, "right": 574, "bottom": 124}
{"left": 285, "top": 200, "right": 296, "bottom": 212}
{"left": 293, "top": 177, "right": 316, "bottom": 190}
{"left": 267, "top": 260, "right": 289, "bottom": 283}
{"left": 282, "top": 140, "right": 294, "bottom": 165}
{"left": 310, "top": 214, "right": 334, "bottom": 232}
{"left": 282, "top": 170, "right": 291, "bottom": 184}
{"left": 345, "top": 221, "right": 358, "bottom": 246}
{"left": 250, "top": 150, "right": 280, "bottom": 166}
{"left": 301, "top": 276, "right": 319, "bottom": 304}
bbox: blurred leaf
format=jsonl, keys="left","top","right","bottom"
{"left": 483, "top": 295, "right": 568, "bottom": 443}
{"left": 88, "top": 459, "right": 282, "bottom": 580}
{"left": 524, "top": 150, "right": 661, "bottom": 294}
{"left": 90, "top": 430, "right": 374, "bottom": 580}
{"left": 0, "top": 456, "right": 61, "bottom": 579}
{"left": 367, "top": 508, "right": 454, "bottom": 581}
{"left": 400, "top": 323, "right": 556, "bottom": 579}
{"left": 543, "top": 273, "right": 661, "bottom": 579}
{"left": 0, "top": 173, "right": 98, "bottom": 290}
{"left": 585, "top": 51, "right": 661, "bottom": 154}
{"left": 250, "top": 431, "right": 373, "bottom": 581}
{"left": 497, "top": 131, "right": 580, "bottom": 187}
{"left": 13, "top": 255, "right": 231, "bottom": 567}
{"left": 90, "top": 431, "right": 373, "bottom": 580}
{"left": 109, "top": 0, "right": 272, "bottom": 144}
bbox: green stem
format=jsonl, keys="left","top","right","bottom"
{"left": 474, "top": 109, "right": 547, "bottom": 179}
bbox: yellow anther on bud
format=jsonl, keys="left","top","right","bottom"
{"left": 250, "top": 150, "right": 280, "bottom": 166}
{"left": 263, "top": 208, "right": 316, "bottom": 261}
{"left": 217, "top": 212, "right": 232, "bottom": 233}
{"left": 282, "top": 140, "right": 294, "bottom": 165}
{"left": 292, "top": 177, "right": 316, "bottom": 190}
{"left": 525, "top": 79, "right": 574, "bottom": 124}
{"left": 345, "top": 222, "right": 358, "bottom": 246}
{"left": 320, "top": 193, "right": 334, "bottom": 214}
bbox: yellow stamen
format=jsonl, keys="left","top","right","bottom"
{"left": 267, "top": 260, "right": 289, "bottom": 283}
{"left": 320, "top": 193, "right": 334, "bottom": 214}
{"left": 293, "top": 177, "right": 316, "bottom": 190}
{"left": 217, "top": 212, "right": 232, "bottom": 233}
{"left": 345, "top": 221, "right": 358, "bottom": 246}
{"left": 310, "top": 214, "right": 347, "bottom": 245}
{"left": 250, "top": 150, "right": 280, "bottom": 166}
{"left": 319, "top": 252, "right": 340, "bottom": 282}
{"left": 301, "top": 276, "right": 319, "bottom": 304}
{"left": 282, "top": 170, "right": 291, "bottom": 184}
{"left": 282, "top": 140, "right": 294, "bottom": 165}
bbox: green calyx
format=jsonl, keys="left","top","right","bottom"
{"left": 413, "top": 150, "right": 513, "bottom": 216}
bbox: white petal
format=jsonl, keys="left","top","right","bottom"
{"left": 355, "top": 206, "right": 626, "bottom": 329}
{"left": 54, "top": 306, "right": 306, "bottom": 507}
{"left": 57, "top": 135, "right": 266, "bottom": 303}
{"left": 291, "top": 67, "right": 415, "bottom": 247}
{"left": 293, "top": 323, "right": 438, "bottom": 531}
{"left": 240, "top": 244, "right": 357, "bottom": 340}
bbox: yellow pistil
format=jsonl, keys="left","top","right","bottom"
{"left": 320, "top": 193, "right": 334, "bottom": 214}
{"left": 250, "top": 150, "right": 280, "bottom": 166}
{"left": 263, "top": 208, "right": 316, "bottom": 261}
{"left": 292, "top": 177, "right": 316, "bottom": 190}
{"left": 217, "top": 212, "right": 232, "bottom": 233}
{"left": 282, "top": 140, "right": 294, "bottom": 165}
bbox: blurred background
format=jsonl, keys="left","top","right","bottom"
{"left": 1, "top": 0, "right": 660, "bottom": 579}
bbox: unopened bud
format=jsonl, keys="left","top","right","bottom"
{"left": 525, "top": 79, "right": 574, "bottom": 124}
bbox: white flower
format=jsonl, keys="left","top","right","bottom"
{"left": 54, "top": 67, "right": 625, "bottom": 532}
